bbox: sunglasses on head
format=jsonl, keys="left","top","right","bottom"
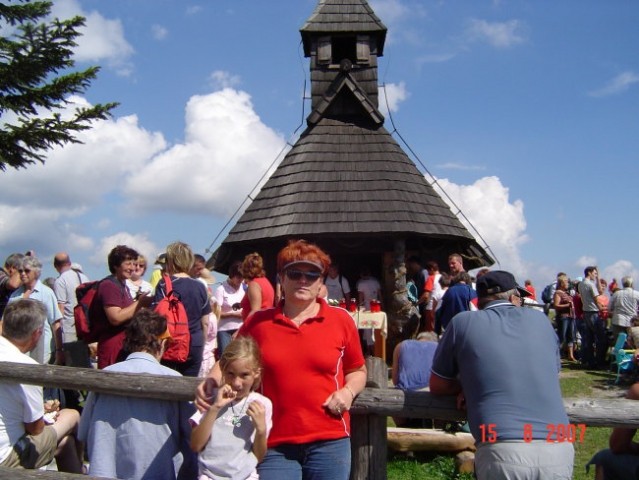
{"left": 285, "top": 269, "right": 322, "bottom": 281}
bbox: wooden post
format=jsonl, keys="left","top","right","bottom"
{"left": 386, "top": 239, "right": 419, "bottom": 358}
{"left": 350, "top": 356, "right": 388, "bottom": 480}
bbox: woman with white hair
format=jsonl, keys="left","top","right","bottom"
{"left": 610, "top": 276, "right": 639, "bottom": 343}
{"left": 8, "top": 256, "right": 63, "bottom": 364}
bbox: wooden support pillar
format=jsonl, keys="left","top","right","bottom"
{"left": 350, "top": 356, "right": 388, "bottom": 480}
{"left": 386, "top": 239, "right": 418, "bottom": 357}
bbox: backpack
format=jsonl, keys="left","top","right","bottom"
{"left": 155, "top": 274, "right": 190, "bottom": 363}
{"left": 541, "top": 283, "right": 554, "bottom": 304}
{"left": 74, "top": 279, "right": 109, "bottom": 343}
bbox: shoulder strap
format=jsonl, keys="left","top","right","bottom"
{"left": 163, "top": 273, "right": 173, "bottom": 293}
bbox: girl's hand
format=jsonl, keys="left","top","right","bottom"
{"left": 213, "top": 384, "right": 237, "bottom": 409}
{"left": 247, "top": 400, "right": 267, "bottom": 434}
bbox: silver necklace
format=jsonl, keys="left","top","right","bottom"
{"left": 230, "top": 395, "right": 250, "bottom": 428}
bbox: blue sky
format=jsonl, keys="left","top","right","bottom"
{"left": 1, "top": 0, "right": 638, "bottom": 297}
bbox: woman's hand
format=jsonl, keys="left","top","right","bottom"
{"left": 195, "top": 377, "right": 218, "bottom": 412}
{"left": 322, "top": 387, "right": 353, "bottom": 416}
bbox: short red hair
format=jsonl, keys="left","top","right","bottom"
{"left": 277, "top": 239, "right": 331, "bottom": 276}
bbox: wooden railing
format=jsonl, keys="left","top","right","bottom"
{"left": 0, "top": 359, "right": 633, "bottom": 480}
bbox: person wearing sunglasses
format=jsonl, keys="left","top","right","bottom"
{"left": 8, "top": 256, "right": 63, "bottom": 365}
{"left": 197, "top": 239, "right": 366, "bottom": 480}
{"left": 79, "top": 308, "right": 195, "bottom": 480}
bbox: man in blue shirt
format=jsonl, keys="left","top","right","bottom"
{"left": 430, "top": 270, "right": 573, "bottom": 479}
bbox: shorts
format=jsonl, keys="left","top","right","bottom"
{"left": 0, "top": 426, "right": 57, "bottom": 469}
{"left": 475, "top": 440, "right": 574, "bottom": 480}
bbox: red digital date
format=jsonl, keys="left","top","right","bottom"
{"left": 544, "top": 423, "right": 586, "bottom": 443}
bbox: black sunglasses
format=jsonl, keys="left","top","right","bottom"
{"left": 18, "top": 269, "right": 32, "bottom": 273}
{"left": 285, "top": 269, "right": 322, "bottom": 282}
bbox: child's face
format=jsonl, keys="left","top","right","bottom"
{"left": 223, "top": 358, "right": 260, "bottom": 399}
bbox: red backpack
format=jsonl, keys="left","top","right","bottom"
{"left": 155, "top": 274, "right": 191, "bottom": 363}
{"left": 74, "top": 279, "right": 110, "bottom": 343}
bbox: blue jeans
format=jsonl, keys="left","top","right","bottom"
{"left": 257, "top": 437, "right": 351, "bottom": 480}
{"left": 216, "top": 329, "right": 237, "bottom": 359}
{"left": 582, "top": 311, "right": 607, "bottom": 367}
{"left": 559, "top": 316, "right": 576, "bottom": 347}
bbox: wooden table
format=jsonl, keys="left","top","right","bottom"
{"left": 349, "top": 310, "right": 387, "bottom": 361}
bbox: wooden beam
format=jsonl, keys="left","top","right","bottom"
{"left": 0, "top": 362, "right": 200, "bottom": 401}
{"left": 0, "top": 466, "right": 110, "bottom": 479}
{"left": 387, "top": 427, "right": 475, "bottom": 453}
{"left": 0, "top": 362, "right": 637, "bottom": 428}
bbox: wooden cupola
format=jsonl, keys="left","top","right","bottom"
{"left": 300, "top": 0, "right": 387, "bottom": 111}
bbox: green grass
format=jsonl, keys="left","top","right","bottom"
{"left": 388, "top": 452, "right": 474, "bottom": 480}
{"left": 387, "top": 361, "right": 625, "bottom": 480}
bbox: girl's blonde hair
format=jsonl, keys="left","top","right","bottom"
{"left": 219, "top": 336, "right": 262, "bottom": 390}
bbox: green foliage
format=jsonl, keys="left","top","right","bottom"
{"left": 0, "top": 0, "right": 118, "bottom": 170}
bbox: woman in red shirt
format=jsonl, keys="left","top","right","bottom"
{"left": 239, "top": 253, "right": 275, "bottom": 320}
{"left": 198, "top": 240, "right": 366, "bottom": 480}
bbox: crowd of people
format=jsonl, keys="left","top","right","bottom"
{"left": 2, "top": 243, "right": 639, "bottom": 479}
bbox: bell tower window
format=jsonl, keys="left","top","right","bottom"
{"left": 332, "top": 36, "right": 356, "bottom": 64}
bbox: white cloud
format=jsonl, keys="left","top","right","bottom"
{"left": 124, "top": 87, "right": 286, "bottom": 216}
{"left": 436, "top": 176, "right": 528, "bottom": 278}
{"left": 186, "top": 6, "right": 203, "bottom": 16}
{"left": 416, "top": 53, "right": 456, "bottom": 65}
{"left": 465, "top": 19, "right": 526, "bottom": 48}
{"left": 602, "top": 260, "right": 639, "bottom": 285}
{"left": 436, "top": 162, "right": 486, "bottom": 171}
{"left": 369, "top": 0, "right": 411, "bottom": 25}
{"left": 0, "top": 100, "right": 166, "bottom": 209}
{"left": 50, "top": 0, "right": 134, "bottom": 75}
{"left": 152, "top": 24, "right": 169, "bottom": 41}
{"left": 575, "top": 256, "right": 597, "bottom": 270}
{"left": 378, "top": 81, "right": 410, "bottom": 116}
{"left": 90, "top": 233, "right": 160, "bottom": 270}
{"left": 589, "top": 71, "right": 639, "bottom": 98}
{"left": 209, "top": 70, "right": 242, "bottom": 90}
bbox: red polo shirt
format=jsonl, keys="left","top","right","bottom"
{"left": 238, "top": 299, "right": 365, "bottom": 447}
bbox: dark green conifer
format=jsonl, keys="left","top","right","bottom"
{"left": 0, "top": 0, "right": 118, "bottom": 170}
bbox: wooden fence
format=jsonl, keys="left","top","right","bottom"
{"left": 0, "top": 358, "right": 635, "bottom": 480}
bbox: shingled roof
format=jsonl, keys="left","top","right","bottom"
{"left": 300, "top": 0, "right": 387, "bottom": 56}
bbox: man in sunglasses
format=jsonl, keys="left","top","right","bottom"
{"left": 430, "top": 270, "right": 573, "bottom": 479}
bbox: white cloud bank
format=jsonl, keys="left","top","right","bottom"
{"left": 378, "top": 81, "right": 410, "bottom": 116}
{"left": 124, "top": 85, "right": 286, "bottom": 216}
{"left": 0, "top": 68, "right": 288, "bottom": 269}
{"left": 435, "top": 176, "right": 529, "bottom": 277}
{"left": 589, "top": 71, "right": 639, "bottom": 98}
{"left": 465, "top": 19, "right": 526, "bottom": 48}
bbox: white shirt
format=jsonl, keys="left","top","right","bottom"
{"left": 324, "top": 274, "right": 351, "bottom": 301}
{"left": 356, "top": 277, "right": 381, "bottom": 310}
{"left": 0, "top": 336, "right": 44, "bottom": 463}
